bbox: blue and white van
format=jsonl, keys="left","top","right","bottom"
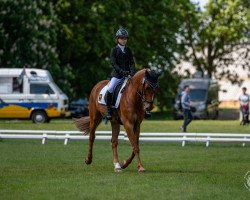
{"left": 0, "top": 68, "right": 70, "bottom": 123}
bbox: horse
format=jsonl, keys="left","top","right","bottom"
{"left": 74, "top": 68, "right": 161, "bottom": 172}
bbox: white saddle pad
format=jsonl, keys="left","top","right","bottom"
{"left": 98, "top": 78, "right": 129, "bottom": 108}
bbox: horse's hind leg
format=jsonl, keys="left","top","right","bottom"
{"left": 121, "top": 151, "right": 135, "bottom": 169}
{"left": 85, "top": 111, "right": 102, "bottom": 165}
{"left": 111, "top": 121, "right": 122, "bottom": 172}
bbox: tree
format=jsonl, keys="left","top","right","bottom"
{"left": 0, "top": 0, "right": 59, "bottom": 69}
{"left": 54, "top": 0, "right": 189, "bottom": 110}
{"left": 0, "top": 0, "right": 75, "bottom": 96}
{"left": 181, "top": 0, "right": 250, "bottom": 82}
{"left": 0, "top": 0, "right": 194, "bottom": 111}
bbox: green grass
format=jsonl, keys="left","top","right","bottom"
{"left": 0, "top": 140, "right": 250, "bottom": 200}
{"left": 0, "top": 118, "right": 249, "bottom": 133}
{"left": 0, "top": 119, "right": 250, "bottom": 199}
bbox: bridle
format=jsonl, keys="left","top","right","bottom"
{"left": 136, "top": 78, "right": 159, "bottom": 104}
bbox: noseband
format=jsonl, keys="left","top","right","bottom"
{"left": 136, "top": 78, "right": 158, "bottom": 104}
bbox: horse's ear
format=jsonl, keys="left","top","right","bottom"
{"left": 155, "top": 71, "right": 162, "bottom": 78}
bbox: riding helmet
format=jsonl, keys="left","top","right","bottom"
{"left": 115, "top": 28, "right": 129, "bottom": 38}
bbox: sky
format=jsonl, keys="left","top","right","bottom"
{"left": 191, "top": 0, "right": 209, "bottom": 9}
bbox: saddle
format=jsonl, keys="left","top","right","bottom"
{"left": 98, "top": 78, "right": 129, "bottom": 108}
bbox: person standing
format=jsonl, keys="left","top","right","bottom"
{"left": 181, "top": 85, "right": 193, "bottom": 132}
{"left": 106, "top": 27, "right": 136, "bottom": 120}
{"left": 239, "top": 87, "right": 250, "bottom": 124}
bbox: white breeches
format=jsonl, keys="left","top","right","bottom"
{"left": 108, "top": 77, "right": 122, "bottom": 93}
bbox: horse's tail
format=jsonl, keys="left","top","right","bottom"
{"left": 74, "top": 116, "right": 90, "bottom": 135}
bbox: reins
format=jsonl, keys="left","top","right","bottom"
{"left": 136, "top": 91, "right": 154, "bottom": 104}
{"left": 136, "top": 79, "right": 158, "bottom": 104}
{"left": 123, "top": 72, "right": 159, "bottom": 105}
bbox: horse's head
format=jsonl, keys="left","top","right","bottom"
{"left": 137, "top": 69, "right": 161, "bottom": 111}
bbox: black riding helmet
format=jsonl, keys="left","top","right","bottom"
{"left": 115, "top": 28, "right": 129, "bottom": 39}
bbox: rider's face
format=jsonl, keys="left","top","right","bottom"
{"left": 118, "top": 37, "right": 128, "bottom": 45}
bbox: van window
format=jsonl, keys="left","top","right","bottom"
{"left": 0, "top": 77, "right": 23, "bottom": 94}
{"left": 0, "top": 78, "right": 12, "bottom": 93}
{"left": 189, "top": 89, "right": 206, "bottom": 101}
{"left": 13, "top": 77, "right": 23, "bottom": 93}
{"left": 30, "top": 84, "right": 55, "bottom": 94}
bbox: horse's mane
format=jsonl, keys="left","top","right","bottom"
{"left": 129, "top": 68, "right": 162, "bottom": 88}
{"left": 128, "top": 69, "right": 147, "bottom": 87}
{"left": 133, "top": 69, "right": 147, "bottom": 79}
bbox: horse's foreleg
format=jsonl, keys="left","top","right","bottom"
{"left": 132, "top": 139, "right": 145, "bottom": 172}
{"left": 111, "top": 121, "right": 122, "bottom": 172}
{"left": 85, "top": 113, "right": 102, "bottom": 165}
{"left": 124, "top": 123, "right": 145, "bottom": 172}
{"left": 135, "top": 133, "right": 145, "bottom": 172}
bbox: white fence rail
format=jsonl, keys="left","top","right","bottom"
{"left": 0, "top": 130, "right": 250, "bottom": 147}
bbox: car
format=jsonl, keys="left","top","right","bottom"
{"left": 69, "top": 97, "right": 89, "bottom": 118}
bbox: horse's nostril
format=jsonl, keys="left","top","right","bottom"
{"left": 144, "top": 103, "right": 153, "bottom": 111}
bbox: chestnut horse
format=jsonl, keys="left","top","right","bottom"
{"left": 75, "top": 69, "right": 161, "bottom": 172}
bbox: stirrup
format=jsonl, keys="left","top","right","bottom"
{"left": 106, "top": 114, "right": 112, "bottom": 120}
{"left": 106, "top": 109, "right": 112, "bottom": 120}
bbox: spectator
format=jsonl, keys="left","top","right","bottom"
{"left": 239, "top": 87, "right": 250, "bottom": 125}
{"left": 180, "top": 85, "right": 193, "bottom": 132}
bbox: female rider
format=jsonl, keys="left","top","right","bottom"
{"left": 106, "top": 27, "right": 136, "bottom": 120}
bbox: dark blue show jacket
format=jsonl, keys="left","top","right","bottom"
{"left": 110, "top": 46, "right": 136, "bottom": 79}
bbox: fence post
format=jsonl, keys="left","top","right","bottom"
{"left": 242, "top": 137, "right": 247, "bottom": 147}
{"left": 206, "top": 136, "right": 210, "bottom": 147}
{"left": 182, "top": 135, "right": 186, "bottom": 147}
{"left": 42, "top": 133, "right": 47, "bottom": 144}
{"left": 64, "top": 134, "right": 70, "bottom": 145}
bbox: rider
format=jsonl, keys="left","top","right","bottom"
{"left": 106, "top": 27, "right": 136, "bottom": 120}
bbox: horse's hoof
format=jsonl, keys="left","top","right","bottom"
{"left": 121, "top": 160, "right": 127, "bottom": 169}
{"left": 114, "top": 168, "right": 122, "bottom": 173}
{"left": 138, "top": 167, "right": 146, "bottom": 173}
{"left": 85, "top": 159, "right": 92, "bottom": 165}
{"left": 114, "top": 162, "right": 122, "bottom": 172}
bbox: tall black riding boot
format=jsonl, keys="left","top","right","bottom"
{"left": 106, "top": 91, "right": 113, "bottom": 120}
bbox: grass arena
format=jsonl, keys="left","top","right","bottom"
{"left": 0, "top": 119, "right": 250, "bottom": 199}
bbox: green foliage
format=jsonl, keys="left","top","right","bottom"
{"left": 181, "top": 0, "right": 250, "bottom": 81}
{"left": 0, "top": 0, "right": 193, "bottom": 110}
{"left": 54, "top": 0, "right": 189, "bottom": 101}
{"left": 0, "top": 0, "right": 59, "bottom": 69}
{"left": 0, "top": 0, "right": 74, "bottom": 96}
{"left": 1, "top": 0, "right": 249, "bottom": 110}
